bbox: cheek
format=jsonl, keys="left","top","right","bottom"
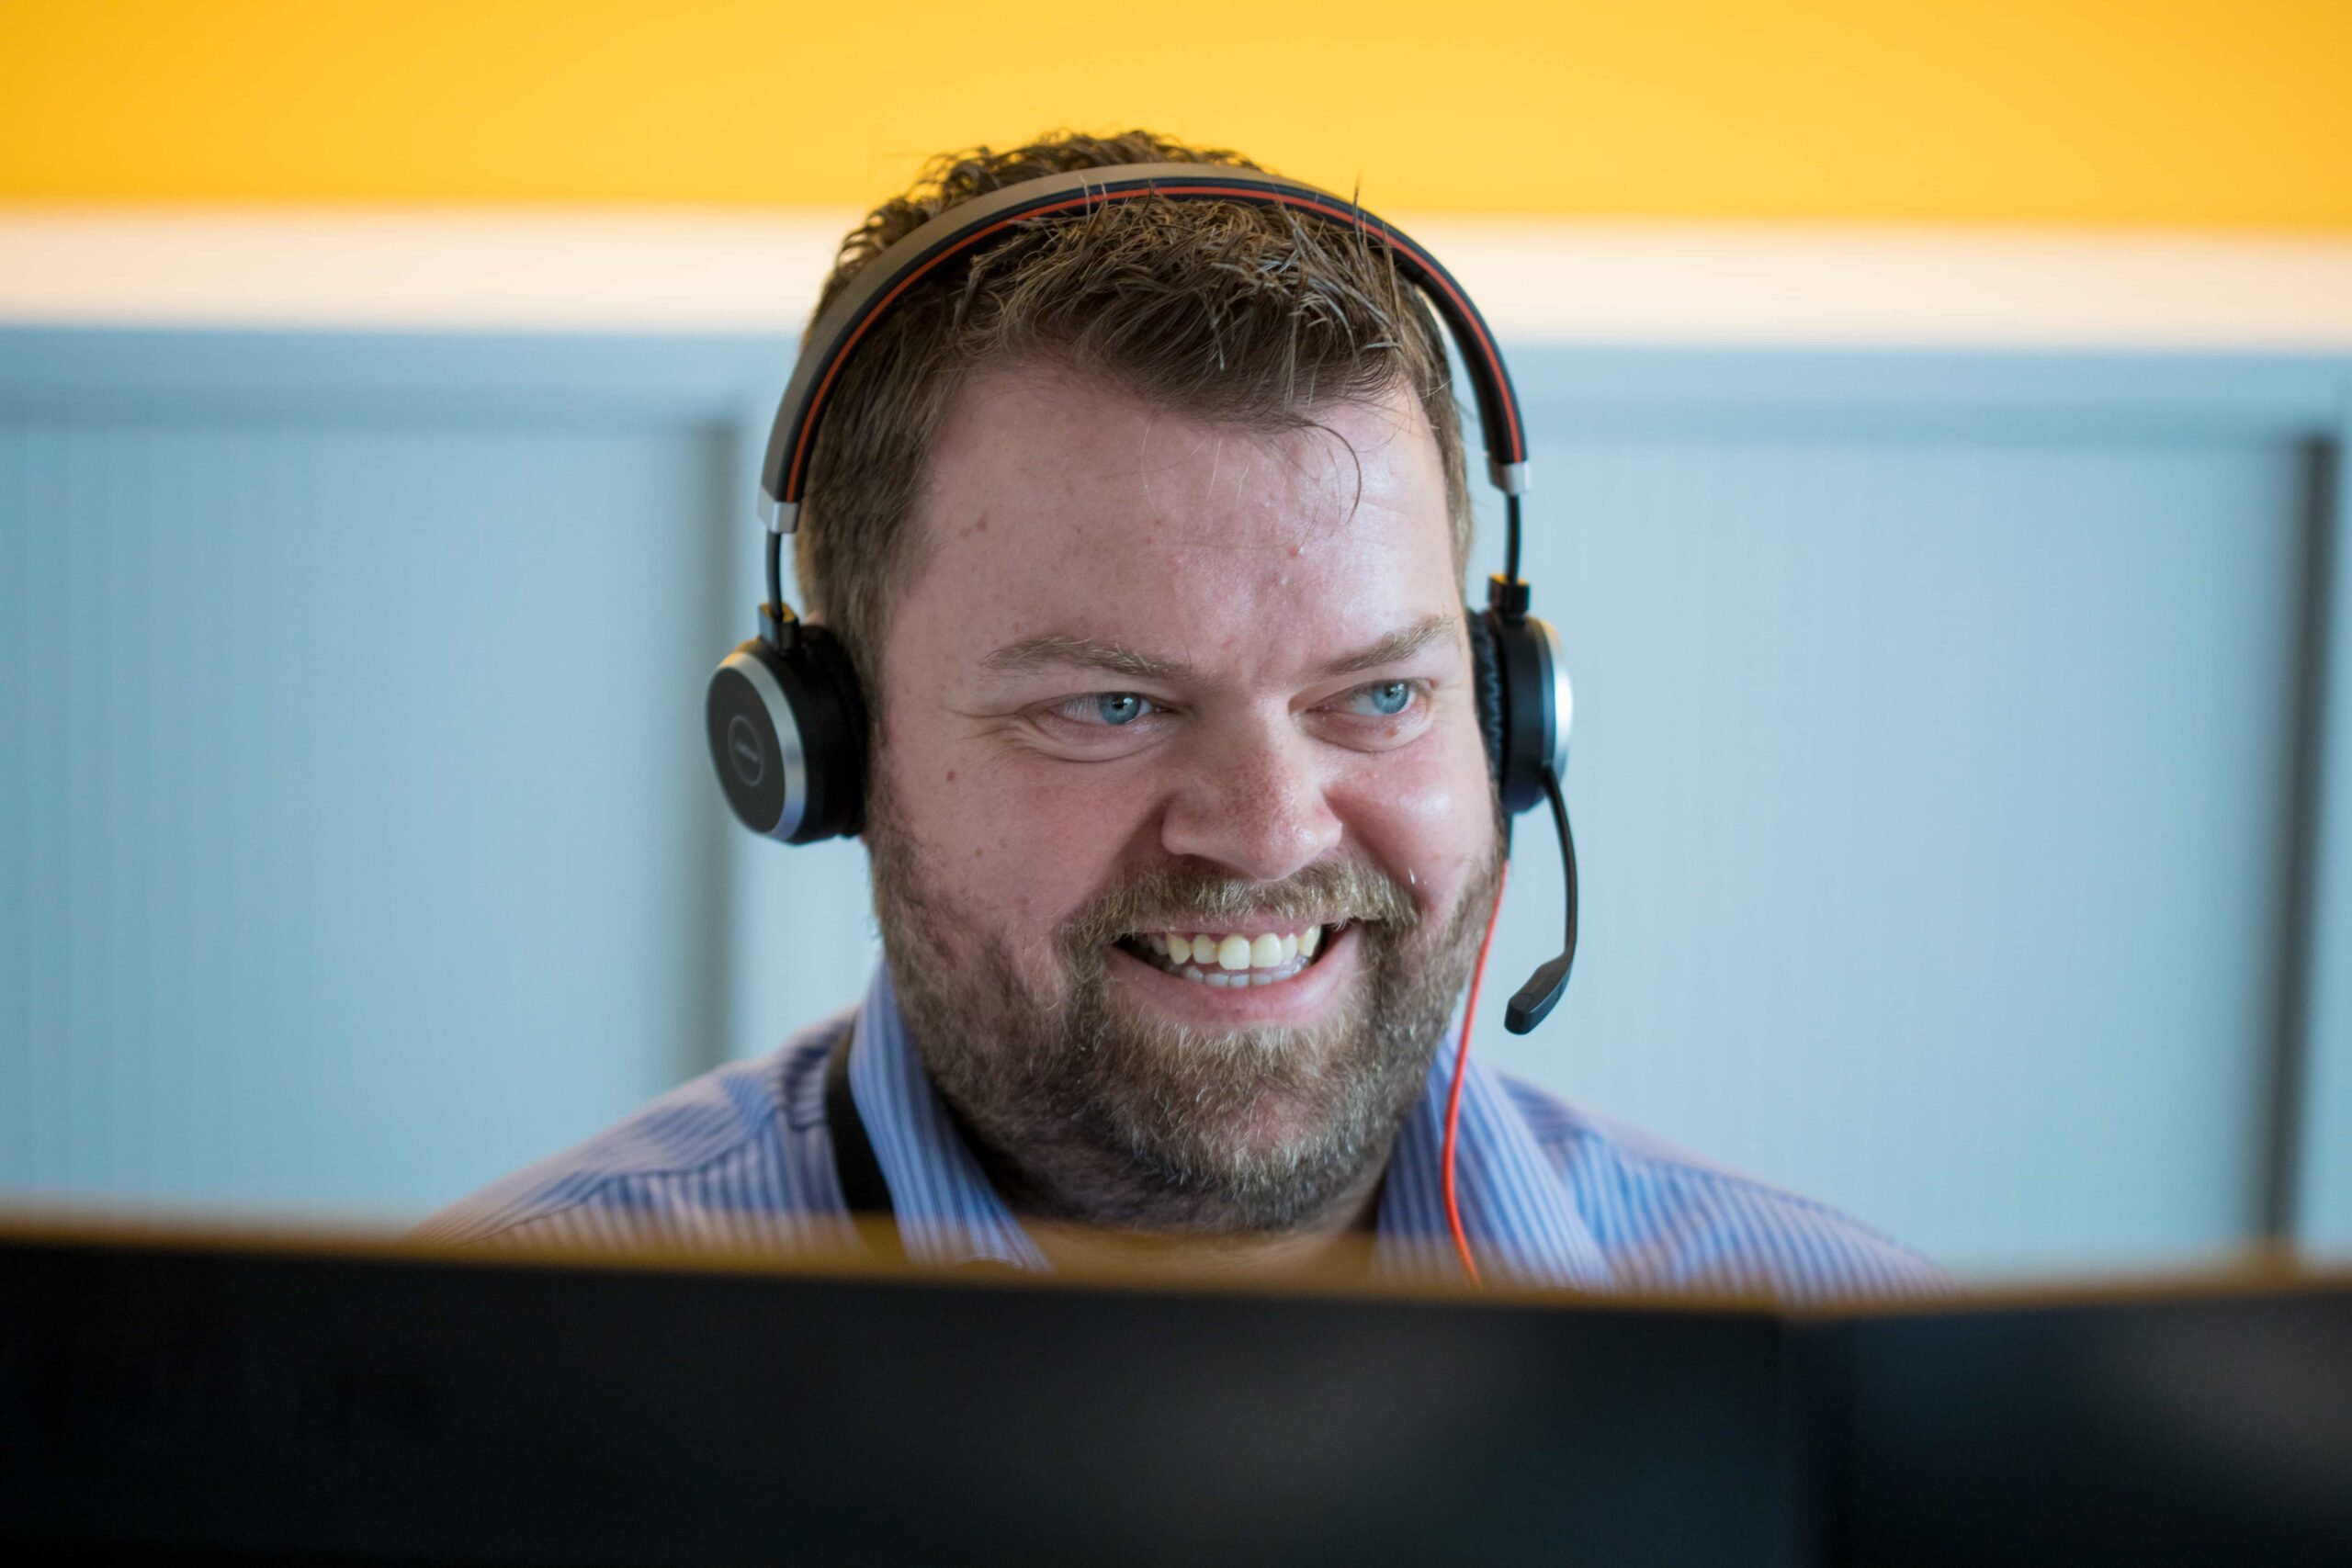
{"left": 877, "top": 730, "right": 1158, "bottom": 937}
{"left": 1331, "top": 722, "right": 1497, "bottom": 905}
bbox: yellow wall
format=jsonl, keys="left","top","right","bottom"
{"left": 3, "top": 0, "right": 2347, "bottom": 229}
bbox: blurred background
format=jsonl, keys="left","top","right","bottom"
{"left": 3, "top": 1, "right": 2349, "bottom": 1281}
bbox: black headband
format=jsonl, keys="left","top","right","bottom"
{"left": 756, "top": 162, "right": 1530, "bottom": 536}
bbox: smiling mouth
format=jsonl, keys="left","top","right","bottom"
{"left": 1114, "top": 923, "right": 1346, "bottom": 988}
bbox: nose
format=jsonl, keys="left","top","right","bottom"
{"left": 1157, "top": 710, "right": 1344, "bottom": 884}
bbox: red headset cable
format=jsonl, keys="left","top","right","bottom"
{"left": 1442, "top": 862, "right": 1510, "bottom": 1285}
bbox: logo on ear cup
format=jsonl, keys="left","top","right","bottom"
{"left": 726, "top": 715, "right": 766, "bottom": 787}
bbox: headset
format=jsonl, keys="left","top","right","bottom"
{"left": 707, "top": 163, "right": 1579, "bottom": 1037}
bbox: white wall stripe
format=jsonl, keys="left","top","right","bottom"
{"left": 3, "top": 209, "right": 2349, "bottom": 350}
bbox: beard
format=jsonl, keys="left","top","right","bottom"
{"left": 867, "top": 775, "right": 1505, "bottom": 1235}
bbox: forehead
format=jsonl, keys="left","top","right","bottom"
{"left": 897, "top": 360, "right": 1460, "bottom": 678}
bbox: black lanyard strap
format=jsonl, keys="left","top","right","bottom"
{"left": 821, "top": 1021, "right": 904, "bottom": 1260}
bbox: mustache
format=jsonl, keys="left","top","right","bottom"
{"left": 1061, "top": 860, "right": 1421, "bottom": 954}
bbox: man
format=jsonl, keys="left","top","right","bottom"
{"left": 423, "top": 130, "right": 1942, "bottom": 1297}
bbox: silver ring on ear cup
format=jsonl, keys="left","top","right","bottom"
{"left": 1530, "top": 614, "right": 1573, "bottom": 778}
{"left": 708, "top": 645, "right": 810, "bottom": 841}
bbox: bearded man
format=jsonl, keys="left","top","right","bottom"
{"left": 423, "top": 130, "right": 1942, "bottom": 1297}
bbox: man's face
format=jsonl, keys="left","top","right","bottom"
{"left": 866, "top": 357, "right": 1502, "bottom": 1232}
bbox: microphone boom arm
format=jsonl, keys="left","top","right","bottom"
{"left": 1503, "top": 765, "right": 1578, "bottom": 1034}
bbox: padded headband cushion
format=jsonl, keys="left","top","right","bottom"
{"left": 1466, "top": 611, "right": 1507, "bottom": 785}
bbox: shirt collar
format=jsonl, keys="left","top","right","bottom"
{"left": 849, "top": 961, "right": 1612, "bottom": 1289}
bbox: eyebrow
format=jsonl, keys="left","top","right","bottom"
{"left": 980, "top": 613, "right": 1455, "bottom": 685}
{"left": 1314, "top": 614, "right": 1455, "bottom": 679}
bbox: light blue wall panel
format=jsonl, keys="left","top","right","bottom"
{"left": 5, "top": 330, "right": 2346, "bottom": 1286}
{"left": 1467, "top": 420, "right": 2314, "bottom": 1277}
{"left": 724, "top": 834, "right": 881, "bottom": 1064}
{"left": 1, "top": 399, "right": 738, "bottom": 1215}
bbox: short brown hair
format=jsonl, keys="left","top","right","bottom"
{"left": 792, "top": 129, "right": 1474, "bottom": 705}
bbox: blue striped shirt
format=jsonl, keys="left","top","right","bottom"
{"left": 420, "top": 964, "right": 1948, "bottom": 1300}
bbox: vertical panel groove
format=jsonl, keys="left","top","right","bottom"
{"left": 2261, "top": 439, "right": 2338, "bottom": 1243}
{"left": 2293, "top": 401, "right": 2352, "bottom": 1255}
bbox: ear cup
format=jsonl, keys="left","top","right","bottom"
{"left": 1481, "top": 605, "right": 1572, "bottom": 817}
{"left": 1465, "top": 605, "right": 1507, "bottom": 788}
{"left": 706, "top": 624, "right": 868, "bottom": 843}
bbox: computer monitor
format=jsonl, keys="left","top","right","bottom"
{"left": 3, "top": 1217, "right": 2346, "bottom": 1565}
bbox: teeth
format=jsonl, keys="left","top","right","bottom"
{"left": 1125, "top": 925, "right": 1335, "bottom": 986}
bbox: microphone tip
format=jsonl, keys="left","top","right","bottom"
{"left": 1504, "top": 954, "right": 1572, "bottom": 1035}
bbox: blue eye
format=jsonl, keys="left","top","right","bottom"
{"left": 1351, "top": 681, "right": 1415, "bottom": 716}
{"left": 1092, "top": 693, "right": 1149, "bottom": 726}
